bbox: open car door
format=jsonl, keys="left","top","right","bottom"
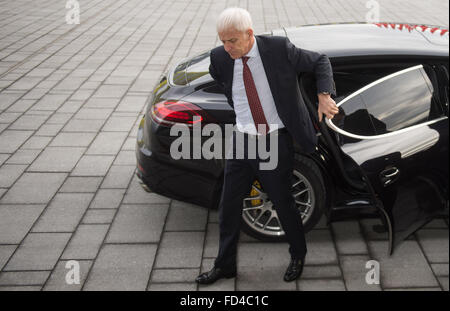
{"left": 326, "top": 64, "right": 449, "bottom": 254}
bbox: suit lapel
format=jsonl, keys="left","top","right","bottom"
{"left": 222, "top": 53, "right": 235, "bottom": 107}
{"left": 255, "top": 36, "right": 280, "bottom": 105}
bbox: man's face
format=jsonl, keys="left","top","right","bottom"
{"left": 218, "top": 28, "right": 254, "bottom": 59}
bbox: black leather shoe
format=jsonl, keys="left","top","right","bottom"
{"left": 195, "top": 266, "right": 237, "bottom": 285}
{"left": 283, "top": 258, "right": 305, "bottom": 282}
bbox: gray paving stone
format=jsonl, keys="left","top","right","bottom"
{"left": 43, "top": 260, "right": 93, "bottom": 291}
{"left": 148, "top": 283, "right": 197, "bottom": 291}
{"left": 62, "top": 118, "right": 105, "bottom": 132}
{"left": 60, "top": 177, "right": 102, "bottom": 193}
{"left": 0, "top": 204, "right": 46, "bottom": 244}
{"left": 82, "top": 209, "right": 116, "bottom": 224}
{"left": 116, "top": 95, "right": 147, "bottom": 112}
{"left": 92, "top": 84, "right": 129, "bottom": 98}
{"left": 5, "top": 149, "right": 40, "bottom": 165}
{"left": 340, "top": 255, "right": 382, "bottom": 291}
{"left": 83, "top": 97, "right": 121, "bottom": 109}
{"left": 431, "top": 263, "right": 449, "bottom": 277}
{"left": 150, "top": 268, "right": 199, "bottom": 283}
{"left": 57, "top": 100, "right": 84, "bottom": 114}
{"left": 416, "top": 229, "right": 449, "bottom": 263}
{"left": 0, "top": 130, "right": 33, "bottom": 153}
{"left": 368, "top": 240, "right": 440, "bottom": 289}
{"left": 0, "top": 271, "right": 50, "bottom": 286}
{"left": 35, "top": 123, "right": 65, "bottom": 136}
{"left": 4, "top": 233, "right": 71, "bottom": 271}
{"left": 0, "top": 245, "right": 17, "bottom": 271}
{"left": 0, "top": 112, "right": 22, "bottom": 123}
{"left": 237, "top": 242, "right": 296, "bottom": 291}
{"left": 73, "top": 108, "right": 113, "bottom": 120}
{"left": 102, "top": 115, "right": 137, "bottom": 132}
{"left": 32, "top": 193, "right": 94, "bottom": 232}
{"left": 62, "top": 225, "right": 109, "bottom": 260}
{"left": 69, "top": 89, "right": 95, "bottom": 101}
{"left": 384, "top": 287, "right": 442, "bottom": 291}
{"left": 32, "top": 94, "right": 70, "bottom": 111}
{"left": 165, "top": 200, "right": 208, "bottom": 231}
{"left": 298, "top": 279, "right": 346, "bottom": 291}
{"left": 50, "top": 132, "right": 96, "bottom": 147}
{"left": 86, "top": 132, "right": 128, "bottom": 155}
{"left": 332, "top": 221, "right": 369, "bottom": 255}
{"left": 155, "top": 231, "right": 204, "bottom": 269}
{"left": 5, "top": 99, "right": 36, "bottom": 112}
{"left": 301, "top": 265, "right": 342, "bottom": 279}
{"left": 90, "top": 189, "right": 126, "bottom": 209}
{"left": 1, "top": 172, "right": 67, "bottom": 204}
{"left": 83, "top": 244, "right": 156, "bottom": 291}
{"left": 21, "top": 136, "right": 52, "bottom": 149}
{"left": 71, "top": 155, "right": 115, "bottom": 176}
{"left": 113, "top": 150, "right": 136, "bottom": 165}
{"left": 8, "top": 77, "right": 42, "bottom": 91}
{"left": 0, "top": 93, "right": 23, "bottom": 110}
{"left": 107, "top": 204, "right": 168, "bottom": 243}
{"left": 101, "top": 165, "right": 135, "bottom": 188}
{"left": 9, "top": 114, "right": 48, "bottom": 130}
{"left": 28, "top": 147, "right": 85, "bottom": 172}
{"left": 438, "top": 276, "right": 449, "bottom": 291}
{"left": 121, "top": 137, "right": 136, "bottom": 150}
{"left": 0, "top": 285, "right": 42, "bottom": 291}
{"left": 123, "top": 176, "right": 171, "bottom": 204}
{"left": 0, "top": 154, "right": 9, "bottom": 166}
{"left": 305, "top": 229, "right": 338, "bottom": 265}
{"left": 0, "top": 164, "right": 27, "bottom": 187}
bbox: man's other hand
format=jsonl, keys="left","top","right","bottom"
{"left": 317, "top": 93, "right": 338, "bottom": 122}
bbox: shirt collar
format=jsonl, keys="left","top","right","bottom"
{"left": 243, "top": 36, "right": 259, "bottom": 58}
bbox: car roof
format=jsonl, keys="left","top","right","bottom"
{"left": 276, "top": 23, "right": 449, "bottom": 59}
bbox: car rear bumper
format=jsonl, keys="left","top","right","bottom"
{"left": 135, "top": 142, "right": 223, "bottom": 209}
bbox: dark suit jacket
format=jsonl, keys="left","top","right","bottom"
{"left": 209, "top": 35, "right": 336, "bottom": 154}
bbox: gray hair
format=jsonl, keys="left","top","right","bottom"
{"left": 216, "top": 7, "right": 253, "bottom": 33}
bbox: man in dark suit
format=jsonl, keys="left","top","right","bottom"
{"left": 196, "top": 7, "right": 338, "bottom": 285}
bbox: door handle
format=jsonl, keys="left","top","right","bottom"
{"left": 380, "top": 167, "right": 400, "bottom": 186}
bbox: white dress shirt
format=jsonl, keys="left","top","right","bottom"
{"left": 232, "top": 37, "right": 285, "bottom": 135}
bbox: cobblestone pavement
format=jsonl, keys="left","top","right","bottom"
{"left": 0, "top": 0, "right": 448, "bottom": 291}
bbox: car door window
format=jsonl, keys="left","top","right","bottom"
{"left": 360, "top": 65, "right": 441, "bottom": 134}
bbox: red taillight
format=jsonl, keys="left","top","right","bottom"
{"left": 151, "top": 100, "right": 213, "bottom": 126}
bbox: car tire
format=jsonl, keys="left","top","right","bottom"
{"left": 241, "top": 154, "right": 326, "bottom": 242}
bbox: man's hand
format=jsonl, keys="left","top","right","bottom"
{"left": 317, "top": 93, "right": 339, "bottom": 122}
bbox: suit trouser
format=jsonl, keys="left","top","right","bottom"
{"left": 214, "top": 130, "right": 307, "bottom": 268}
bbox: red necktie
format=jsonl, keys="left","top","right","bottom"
{"left": 242, "top": 56, "right": 269, "bottom": 135}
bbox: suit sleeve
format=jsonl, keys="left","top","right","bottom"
{"left": 285, "top": 37, "right": 336, "bottom": 96}
{"left": 209, "top": 51, "right": 225, "bottom": 89}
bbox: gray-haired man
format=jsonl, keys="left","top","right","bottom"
{"left": 196, "top": 7, "right": 338, "bottom": 285}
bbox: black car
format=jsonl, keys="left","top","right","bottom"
{"left": 136, "top": 22, "right": 449, "bottom": 254}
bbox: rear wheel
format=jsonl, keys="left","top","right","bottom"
{"left": 241, "top": 155, "right": 326, "bottom": 241}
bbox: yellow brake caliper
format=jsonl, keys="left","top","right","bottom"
{"left": 250, "top": 180, "right": 263, "bottom": 206}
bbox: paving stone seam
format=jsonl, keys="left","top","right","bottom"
{"left": 0, "top": 0, "right": 150, "bottom": 288}
{"left": 318, "top": 223, "right": 348, "bottom": 291}
{"left": 76, "top": 0, "right": 185, "bottom": 291}
{"left": 414, "top": 231, "right": 446, "bottom": 291}
{"left": 0, "top": 0, "right": 63, "bottom": 44}
{"left": 0, "top": 0, "right": 102, "bottom": 65}
{"left": 0, "top": 0, "right": 114, "bottom": 80}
